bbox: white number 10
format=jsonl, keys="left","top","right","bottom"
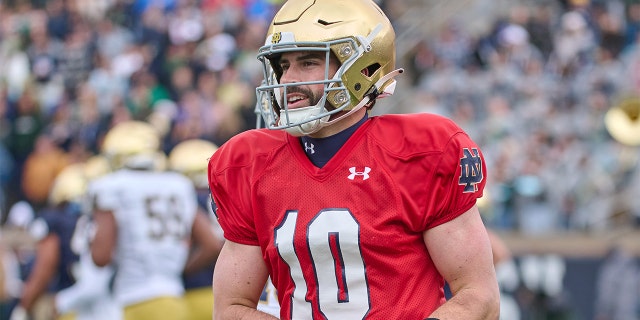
{"left": 275, "top": 209, "right": 370, "bottom": 319}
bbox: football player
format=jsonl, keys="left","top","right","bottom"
{"left": 168, "top": 139, "right": 224, "bottom": 320}
{"left": 52, "top": 155, "right": 122, "bottom": 320}
{"left": 89, "top": 121, "right": 218, "bottom": 320}
{"left": 208, "top": 0, "right": 500, "bottom": 319}
{"left": 16, "top": 164, "right": 87, "bottom": 320}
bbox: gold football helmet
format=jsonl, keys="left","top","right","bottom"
{"left": 49, "top": 163, "right": 88, "bottom": 206}
{"left": 101, "top": 121, "right": 165, "bottom": 170}
{"left": 168, "top": 139, "right": 218, "bottom": 189}
{"left": 605, "top": 96, "right": 640, "bottom": 146}
{"left": 83, "top": 155, "right": 112, "bottom": 180}
{"left": 256, "top": 0, "right": 403, "bottom": 135}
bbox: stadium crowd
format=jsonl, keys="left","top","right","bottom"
{"left": 402, "top": 0, "right": 640, "bottom": 235}
{"left": 1, "top": 0, "right": 640, "bottom": 319}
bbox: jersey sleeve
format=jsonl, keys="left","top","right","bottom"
{"left": 88, "top": 178, "right": 119, "bottom": 212}
{"left": 208, "top": 131, "right": 277, "bottom": 246}
{"left": 425, "top": 130, "right": 487, "bottom": 229}
{"left": 28, "top": 209, "right": 61, "bottom": 241}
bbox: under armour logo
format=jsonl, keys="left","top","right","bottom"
{"left": 348, "top": 167, "right": 371, "bottom": 180}
{"left": 304, "top": 142, "right": 315, "bottom": 154}
{"left": 458, "top": 148, "right": 483, "bottom": 193}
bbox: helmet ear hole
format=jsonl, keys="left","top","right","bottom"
{"left": 362, "top": 63, "right": 381, "bottom": 78}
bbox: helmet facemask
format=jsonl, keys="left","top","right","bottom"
{"left": 256, "top": 38, "right": 357, "bottom": 136}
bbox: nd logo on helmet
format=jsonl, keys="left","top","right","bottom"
{"left": 272, "top": 32, "right": 282, "bottom": 44}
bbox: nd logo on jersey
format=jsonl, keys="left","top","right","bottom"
{"left": 458, "top": 148, "right": 483, "bottom": 193}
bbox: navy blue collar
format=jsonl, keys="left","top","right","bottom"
{"left": 299, "top": 114, "right": 368, "bottom": 168}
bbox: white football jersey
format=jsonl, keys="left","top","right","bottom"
{"left": 55, "top": 252, "right": 122, "bottom": 320}
{"left": 55, "top": 214, "right": 122, "bottom": 320}
{"left": 88, "top": 169, "right": 197, "bottom": 306}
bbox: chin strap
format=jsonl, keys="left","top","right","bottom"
{"left": 369, "top": 68, "right": 404, "bottom": 100}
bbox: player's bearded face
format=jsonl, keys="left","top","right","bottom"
{"left": 282, "top": 85, "right": 321, "bottom": 109}
{"left": 277, "top": 51, "right": 337, "bottom": 112}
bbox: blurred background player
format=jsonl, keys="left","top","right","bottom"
{"left": 89, "top": 121, "right": 220, "bottom": 320}
{"left": 168, "top": 139, "right": 224, "bottom": 320}
{"left": 52, "top": 155, "right": 122, "bottom": 320}
{"left": 0, "top": 201, "right": 37, "bottom": 319}
{"left": 13, "top": 163, "right": 86, "bottom": 320}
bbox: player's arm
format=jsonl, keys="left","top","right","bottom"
{"left": 90, "top": 209, "right": 117, "bottom": 267}
{"left": 183, "top": 210, "right": 224, "bottom": 275}
{"left": 424, "top": 205, "right": 500, "bottom": 320}
{"left": 213, "top": 240, "right": 278, "bottom": 320}
{"left": 20, "top": 233, "right": 60, "bottom": 311}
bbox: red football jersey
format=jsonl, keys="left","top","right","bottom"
{"left": 208, "top": 113, "right": 487, "bottom": 319}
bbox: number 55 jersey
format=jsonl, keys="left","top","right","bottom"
{"left": 208, "top": 113, "right": 487, "bottom": 319}
{"left": 88, "top": 169, "right": 198, "bottom": 307}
